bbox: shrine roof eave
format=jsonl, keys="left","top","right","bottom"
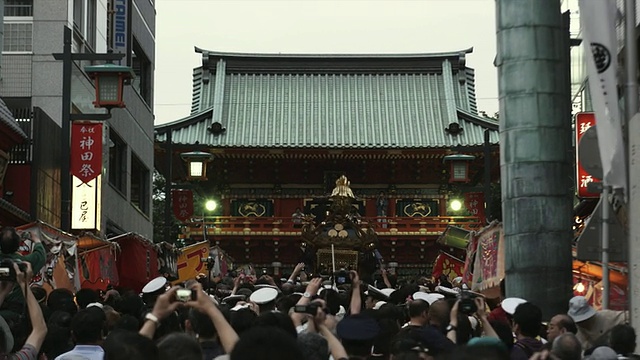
{"left": 194, "top": 47, "right": 473, "bottom": 61}
{"left": 0, "top": 99, "right": 27, "bottom": 142}
{"left": 154, "top": 108, "right": 499, "bottom": 149}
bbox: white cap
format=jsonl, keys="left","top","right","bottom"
{"left": 380, "top": 288, "right": 396, "bottom": 297}
{"left": 373, "top": 301, "right": 387, "bottom": 310}
{"left": 249, "top": 287, "right": 279, "bottom": 304}
{"left": 142, "top": 276, "right": 167, "bottom": 294}
{"left": 86, "top": 302, "right": 104, "bottom": 309}
{"left": 502, "top": 297, "right": 527, "bottom": 315}
{"left": 412, "top": 292, "right": 445, "bottom": 305}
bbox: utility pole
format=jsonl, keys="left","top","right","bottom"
{"left": 496, "top": 0, "right": 574, "bottom": 319}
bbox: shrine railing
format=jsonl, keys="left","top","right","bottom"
{"left": 183, "top": 216, "right": 482, "bottom": 237}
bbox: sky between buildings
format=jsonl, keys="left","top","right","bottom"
{"left": 153, "top": 0, "right": 498, "bottom": 125}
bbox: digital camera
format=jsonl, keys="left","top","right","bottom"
{"left": 0, "top": 259, "right": 26, "bottom": 282}
{"left": 175, "top": 288, "right": 197, "bottom": 302}
{"left": 333, "top": 269, "right": 351, "bottom": 285}
{"left": 458, "top": 290, "right": 478, "bottom": 315}
{"left": 294, "top": 303, "right": 322, "bottom": 315}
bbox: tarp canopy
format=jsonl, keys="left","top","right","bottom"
{"left": 109, "top": 232, "right": 159, "bottom": 292}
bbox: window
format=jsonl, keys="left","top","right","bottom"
{"left": 4, "top": 0, "right": 32, "bottom": 16}
{"left": 86, "top": 0, "right": 97, "bottom": 50}
{"left": 72, "top": 0, "right": 96, "bottom": 50}
{"left": 109, "top": 130, "right": 126, "bottom": 193}
{"left": 131, "top": 39, "right": 152, "bottom": 105}
{"left": 131, "top": 154, "right": 150, "bottom": 214}
{"left": 73, "top": 0, "right": 84, "bottom": 34}
{"left": 3, "top": 22, "right": 32, "bottom": 52}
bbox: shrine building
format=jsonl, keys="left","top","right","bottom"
{"left": 154, "top": 48, "right": 500, "bottom": 276}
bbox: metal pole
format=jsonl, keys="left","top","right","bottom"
{"left": 496, "top": 0, "right": 574, "bottom": 319}
{"left": 163, "top": 131, "right": 173, "bottom": 243}
{"left": 624, "top": 0, "right": 640, "bottom": 345}
{"left": 602, "top": 186, "right": 610, "bottom": 309}
{"left": 60, "top": 26, "right": 72, "bottom": 232}
{"left": 203, "top": 208, "right": 207, "bottom": 242}
{"left": 483, "top": 130, "right": 492, "bottom": 222}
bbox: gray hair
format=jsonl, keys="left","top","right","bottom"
{"left": 551, "top": 332, "right": 582, "bottom": 360}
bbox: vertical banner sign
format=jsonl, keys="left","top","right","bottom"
{"left": 112, "top": 0, "right": 132, "bottom": 65}
{"left": 71, "top": 122, "right": 103, "bottom": 184}
{"left": 579, "top": 0, "right": 627, "bottom": 193}
{"left": 576, "top": 113, "right": 601, "bottom": 198}
{"left": 464, "top": 192, "right": 486, "bottom": 223}
{"left": 72, "top": 175, "right": 102, "bottom": 230}
{"left": 172, "top": 189, "right": 194, "bottom": 222}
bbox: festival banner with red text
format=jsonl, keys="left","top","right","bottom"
{"left": 172, "top": 189, "right": 194, "bottom": 222}
{"left": 471, "top": 222, "right": 505, "bottom": 293}
{"left": 464, "top": 192, "right": 486, "bottom": 223}
{"left": 71, "top": 122, "right": 103, "bottom": 184}
{"left": 173, "top": 241, "right": 210, "bottom": 284}
{"left": 432, "top": 252, "right": 464, "bottom": 282}
{"left": 575, "top": 113, "right": 601, "bottom": 198}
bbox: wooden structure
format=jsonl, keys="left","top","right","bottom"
{"left": 154, "top": 49, "right": 500, "bottom": 276}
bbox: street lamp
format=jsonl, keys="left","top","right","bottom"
{"left": 203, "top": 199, "right": 217, "bottom": 242}
{"left": 53, "top": 26, "right": 133, "bottom": 232}
{"left": 181, "top": 151, "right": 214, "bottom": 180}
{"left": 84, "top": 63, "right": 135, "bottom": 109}
{"left": 443, "top": 154, "right": 476, "bottom": 183}
{"left": 449, "top": 199, "right": 463, "bottom": 212}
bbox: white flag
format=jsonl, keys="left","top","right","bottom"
{"left": 579, "top": 0, "right": 627, "bottom": 193}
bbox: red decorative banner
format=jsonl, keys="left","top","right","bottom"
{"left": 464, "top": 192, "right": 486, "bottom": 223}
{"left": 172, "top": 189, "right": 194, "bottom": 222}
{"left": 576, "top": 112, "right": 601, "bottom": 198}
{"left": 432, "top": 252, "right": 464, "bottom": 282}
{"left": 71, "top": 122, "right": 103, "bottom": 184}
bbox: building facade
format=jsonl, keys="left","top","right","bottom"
{"left": 155, "top": 48, "right": 500, "bottom": 275}
{"left": 0, "top": 0, "right": 155, "bottom": 238}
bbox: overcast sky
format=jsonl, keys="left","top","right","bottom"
{"left": 153, "top": 0, "right": 498, "bottom": 125}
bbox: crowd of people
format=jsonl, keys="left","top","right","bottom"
{"left": 0, "top": 227, "right": 637, "bottom": 360}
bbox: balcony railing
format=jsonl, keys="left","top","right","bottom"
{"left": 183, "top": 216, "right": 482, "bottom": 237}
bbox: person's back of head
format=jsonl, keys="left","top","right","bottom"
{"left": 157, "top": 332, "right": 203, "bottom": 360}
{"left": 610, "top": 324, "right": 636, "bottom": 356}
{"left": 75, "top": 288, "right": 99, "bottom": 309}
{"left": 297, "top": 332, "right": 328, "bottom": 360}
{"left": 556, "top": 314, "right": 578, "bottom": 334}
{"left": 551, "top": 333, "right": 582, "bottom": 360}
{"left": 512, "top": 302, "right": 542, "bottom": 338}
{"left": 188, "top": 308, "right": 216, "bottom": 339}
{"left": 71, "top": 307, "right": 106, "bottom": 344}
{"left": 42, "top": 311, "right": 73, "bottom": 358}
{"left": 230, "top": 307, "right": 258, "bottom": 335}
{"left": 0, "top": 226, "right": 20, "bottom": 254}
{"left": 231, "top": 326, "right": 303, "bottom": 360}
{"left": 47, "top": 288, "right": 78, "bottom": 316}
{"left": 114, "top": 314, "right": 139, "bottom": 333}
{"left": 252, "top": 311, "right": 297, "bottom": 338}
{"left": 443, "top": 345, "right": 509, "bottom": 360}
{"left": 407, "top": 299, "right": 429, "bottom": 319}
{"left": 104, "top": 329, "right": 159, "bottom": 360}
{"left": 427, "top": 299, "right": 450, "bottom": 328}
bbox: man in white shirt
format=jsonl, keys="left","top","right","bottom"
{"left": 56, "top": 307, "right": 106, "bottom": 360}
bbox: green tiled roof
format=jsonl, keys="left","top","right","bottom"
{"left": 156, "top": 49, "right": 498, "bottom": 148}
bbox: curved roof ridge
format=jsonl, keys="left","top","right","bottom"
{"left": 194, "top": 47, "right": 474, "bottom": 59}
{"left": 155, "top": 107, "right": 213, "bottom": 132}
